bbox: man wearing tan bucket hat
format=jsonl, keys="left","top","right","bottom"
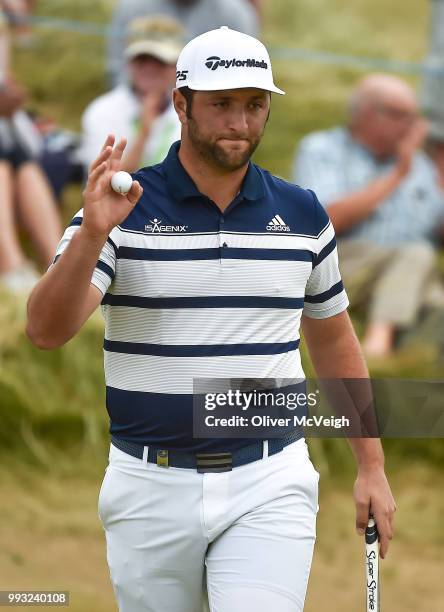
{"left": 80, "top": 16, "right": 184, "bottom": 175}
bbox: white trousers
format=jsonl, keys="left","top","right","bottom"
{"left": 98, "top": 438, "right": 319, "bottom": 612}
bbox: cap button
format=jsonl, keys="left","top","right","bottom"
{"left": 220, "top": 26, "right": 229, "bottom": 30}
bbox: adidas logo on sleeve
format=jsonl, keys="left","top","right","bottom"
{"left": 266, "top": 215, "right": 290, "bottom": 232}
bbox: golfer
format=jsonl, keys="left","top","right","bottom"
{"left": 26, "top": 27, "right": 396, "bottom": 612}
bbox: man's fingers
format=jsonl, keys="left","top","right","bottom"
{"left": 355, "top": 499, "right": 370, "bottom": 535}
{"left": 378, "top": 527, "right": 392, "bottom": 559}
{"left": 415, "top": 122, "right": 428, "bottom": 145}
{"left": 388, "top": 506, "right": 396, "bottom": 533}
{"left": 101, "top": 134, "right": 115, "bottom": 153}
{"left": 110, "top": 137, "right": 127, "bottom": 169}
{"left": 88, "top": 135, "right": 115, "bottom": 174}
{"left": 86, "top": 161, "right": 108, "bottom": 190}
{"left": 379, "top": 535, "right": 389, "bottom": 559}
{"left": 405, "top": 118, "right": 428, "bottom": 150}
{"left": 127, "top": 180, "right": 143, "bottom": 205}
{"left": 388, "top": 500, "right": 396, "bottom": 537}
{"left": 373, "top": 511, "right": 394, "bottom": 559}
{"left": 89, "top": 145, "right": 113, "bottom": 174}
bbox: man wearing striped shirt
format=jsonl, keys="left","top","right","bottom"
{"left": 26, "top": 27, "right": 395, "bottom": 612}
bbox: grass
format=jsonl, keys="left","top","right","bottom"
{"left": 1, "top": 462, "right": 443, "bottom": 612}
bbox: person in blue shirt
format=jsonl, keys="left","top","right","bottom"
{"left": 27, "top": 29, "right": 395, "bottom": 612}
{"left": 294, "top": 73, "right": 444, "bottom": 357}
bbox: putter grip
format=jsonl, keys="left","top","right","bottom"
{"left": 365, "top": 516, "right": 380, "bottom": 612}
{"left": 365, "top": 517, "right": 379, "bottom": 544}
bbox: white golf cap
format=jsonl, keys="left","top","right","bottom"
{"left": 175, "top": 26, "right": 285, "bottom": 95}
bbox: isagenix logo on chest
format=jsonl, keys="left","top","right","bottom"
{"left": 143, "top": 216, "right": 293, "bottom": 233}
{"left": 144, "top": 218, "right": 189, "bottom": 233}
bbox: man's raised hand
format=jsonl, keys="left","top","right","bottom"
{"left": 82, "top": 135, "right": 143, "bottom": 240}
{"left": 396, "top": 118, "right": 428, "bottom": 179}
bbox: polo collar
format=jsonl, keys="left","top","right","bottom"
{"left": 163, "top": 141, "right": 264, "bottom": 203}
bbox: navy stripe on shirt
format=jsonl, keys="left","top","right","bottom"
{"left": 106, "top": 385, "right": 305, "bottom": 451}
{"left": 67, "top": 216, "right": 118, "bottom": 257}
{"left": 313, "top": 236, "right": 337, "bottom": 268}
{"left": 96, "top": 260, "right": 115, "bottom": 280}
{"left": 69, "top": 216, "right": 83, "bottom": 227}
{"left": 104, "top": 339, "right": 300, "bottom": 357}
{"left": 53, "top": 253, "right": 114, "bottom": 280}
{"left": 107, "top": 236, "right": 118, "bottom": 257}
{"left": 117, "top": 246, "right": 314, "bottom": 262}
{"left": 101, "top": 294, "right": 305, "bottom": 309}
{"left": 305, "top": 280, "right": 344, "bottom": 303}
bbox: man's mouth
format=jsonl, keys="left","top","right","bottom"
{"left": 218, "top": 138, "right": 250, "bottom": 144}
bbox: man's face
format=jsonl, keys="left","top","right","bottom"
{"left": 180, "top": 88, "right": 271, "bottom": 171}
{"left": 128, "top": 54, "right": 176, "bottom": 96}
{"left": 358, "top": 95, "right": 418, "bottom": 156}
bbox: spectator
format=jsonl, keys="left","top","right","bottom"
{"left": 0, "top": 5, "right": 62, "bottom": 294}
{"left": 31, "top": 111, "right": 83, "bottom": 202}
{"left": 0, "top": 94, "right": 63, "bottom": 292}
{"left": 80, "top": 16, "right": 184, "bottom": 175}
{"left": 293, "top": 73, "right": 444, "bottom": 357}
{"left": 107, "top": 0, "right": 260, "bottom": 86}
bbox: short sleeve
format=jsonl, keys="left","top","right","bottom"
{"left": 49, "top": 209, "right": 118, "bottom": 296}
{"left": 302, "top": 190, "right": 349, "bottom": 319}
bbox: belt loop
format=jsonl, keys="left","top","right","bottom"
{"left": 262, "top": 440, "right": 269, "bottom": 459}
{"left": 142, "top": 445, "right": 149, "bottom": 464}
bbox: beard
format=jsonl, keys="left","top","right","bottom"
{"left": 187, "top": 118, "right": 264, "bottom": 171}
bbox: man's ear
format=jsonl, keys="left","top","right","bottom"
{"left": 173, "top": 88, "right": 188, "bottom": 125}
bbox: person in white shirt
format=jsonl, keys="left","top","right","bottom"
{"left": 80, "top": 16, "right": 184, "bottom": 175}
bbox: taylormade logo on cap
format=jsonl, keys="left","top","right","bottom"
{"left": 205, "top": 56, "right": 268, "bottom": 71}
{"left": 175, "top": 26, "right": 285, "bottom": 95}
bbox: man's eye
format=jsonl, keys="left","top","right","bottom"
{"left": 250, "top": 102, "right": 263, "bottom": 110}
{"left": 214, "top": 102, "right": 228, "bottom": 108}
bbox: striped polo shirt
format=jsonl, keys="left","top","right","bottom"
{"left": 53, "top": 141, "right": 349, "bottom": 452}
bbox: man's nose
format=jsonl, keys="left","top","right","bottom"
{"left": 227, "top": 109, "right": 249, "bottom": 132}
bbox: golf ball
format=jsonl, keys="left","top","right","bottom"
{"left": 111, "top": 171, "right": 133, "bottom": 195}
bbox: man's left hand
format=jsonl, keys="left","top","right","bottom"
{"left": 353, "top": 466, "right": 396, "bottom": 559}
